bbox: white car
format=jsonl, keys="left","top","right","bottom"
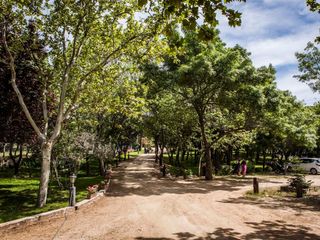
{"left": 287, "top": 158, "right": 320, "bottom": 175}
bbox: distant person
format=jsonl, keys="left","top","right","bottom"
{"left": 240, "top": 160, "right": 247, "bottom": 177}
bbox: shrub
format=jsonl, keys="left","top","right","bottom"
{"left": 287, "top": 175, "right": 313, "bottom": 197}
{"left": 216, "top": 165, "right": 232, "bottom": 176}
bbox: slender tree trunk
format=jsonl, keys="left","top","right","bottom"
{"left": 159, "top": 145, "right": 164, "bottom": 166}
{"left": 168, "top": 148, "right": 174, "bottom": 164}
{"left": 2, "top": 143, "right": 6, "bottom": 158}
{"left": 85, "top": 155, "right": 90, "bottom": 176}
{"left": 14, "top": 144, "right": 23, "bottom": 175}
{"left": 175, "top": 148, "right": 180, "bottom": 166}
{"left": 181, "top": 150, "right": 186, "bottom": 164}
{"left": 186, "top": 150, "right": 190, "bottom": 163}
{"left": 198, "top": 113, "right": 212, "bottom": 180}
{"left": 271, "top": 150, "right": 275, "bottom": 161}
{"left": 52, "top": 157, "right": 63, "bottom": 189}
{"left": 255, "top": 149, "right": 260, "bottom": 164}
{"left": 38, "top": 141, "right": 53, "bottom": 208}
{"left": 99, "top": 157, "right": 105, "bottom": 176}
{"left": 154, "top": 138, "right": 159, "bottom": 163}
{"left": 263, "top": 150, "right": 266, "bottom": 172}
{"left": 9, "top": 143, "right": 23, "bottom": 176}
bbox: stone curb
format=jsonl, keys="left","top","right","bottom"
{"left": 0, "top": 180, "right": 111, "bottom": 233}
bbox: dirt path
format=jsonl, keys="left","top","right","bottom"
{"left": 3, "top": 154, "right": 320, "bottom": 240}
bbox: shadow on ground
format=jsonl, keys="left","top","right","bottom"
{"left": 109, "top": 154, "right": 284, "bottom": 198}
{"left": 135, "top": 220, "right": 320, "bottom": 240}
{"left": 219, "top": 192, "right": 320, "bottom": 213}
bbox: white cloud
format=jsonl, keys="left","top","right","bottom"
{"left": 246, "top": 24, "right": 319, "bottom": 67}
{"left": 276, "top": 69, "right": 320, "bottom": 105}
{"left": 218, "top": 1, "right": 320, "bottom": 104}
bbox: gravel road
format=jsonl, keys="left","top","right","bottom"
{"left": 3, "top": 154, "right": 320, "bottom": 240}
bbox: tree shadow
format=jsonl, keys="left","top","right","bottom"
{"left": 135, "top": 220, "right": 320, "bottom": 239}
{"left": 108, "top": 155, "right": 282, "bottom": 198}
{"left": 219, "top": 193, "right": 320, "bottom": 213}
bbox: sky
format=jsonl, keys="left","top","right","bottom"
{"left": 217, "top": 0, "right": 320, "bottom": 105}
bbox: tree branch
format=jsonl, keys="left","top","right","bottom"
{"left": 1, "top": 24, "right": 45, "bottom": 141}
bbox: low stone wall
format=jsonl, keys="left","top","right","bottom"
{"left": 0, "top": 185, "right": 109, "bottom": 233}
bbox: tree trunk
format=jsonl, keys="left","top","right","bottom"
{"left": 85, "top": 155, "right": 90, "bottom": 176}
{"left": 99, "top": 157, "right": 105, "bottom": 176}
{"left": 198, "top": 114, "right": 212, "bottom": 180}
{"left": 9, "top": 143, "right": 23, "bottom": 176}
{"left": 14, "top": 144, "right": 23, "bottom": 175}
{"left": 159, "top": 145, "right": 164, "bottom": 166}
{"left": 186, "top": 150, "right": 190, "bottom": 163}
{"left": 52, "top": 157, "right": 63, "bottom": 189}
{"left": 3, "top": 143, "right": 7, "bottom": 158}
{"left": 154, "top": 138, "right": 159, "bottom": 163}
{"left": 255, "top": 149, "right": 260, "bottom": 164}
{"left": 262, "top": 150, "right": 266, "bottom": 172}
{"left": 38, "top": 141, "right": 53, "bottom": 208}
{"left": 175, "top": 148, "right": 180, "bottom": 166}
{"left": 168, "top": 148, "right": 174, "bottom": 165}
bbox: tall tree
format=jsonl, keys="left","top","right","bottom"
{"left": 295, "top": 42, "right": 320, "bottom": 92}
{"left": 1, "top": 1, "right": 244, "bottom": 207}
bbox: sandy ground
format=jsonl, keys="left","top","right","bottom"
{"left": 2, "top": 154, "right": 320, "bottom": 240}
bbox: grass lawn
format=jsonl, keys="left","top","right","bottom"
{"left": 0, "top": 151, "right": 142, "bottom": 223}
{"left": 128, "top": 151, "right": 140, "bottom": 159}
{"left": 0, "top": 176, "right": 103, "bottom": 223}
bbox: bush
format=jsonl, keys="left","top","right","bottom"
{"left": 287, "top": 175, "right": 313, "bottom": 197}
{"left": 246, "top": 161, "right": 255, "bottom": 173}
{"left": 216, "top": 165, "right": 232, "bottom": 176}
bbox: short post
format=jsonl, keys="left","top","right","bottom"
{"left": 253, "top": 177, "right": 259, "bottom": 194}
{"left": 296, "top": 185, "right": 303, "bottom": 198}
{"left": 69, "top": 173, "right": 77, "bottom": 206}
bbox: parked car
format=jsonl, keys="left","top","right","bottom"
{"left": 287, "top": 157, "right": 320, "bottom": 175}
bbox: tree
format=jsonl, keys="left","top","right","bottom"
{"left": 295, "top": 42, "right": 320, "bottom": 92}
{"left": 0, "top": 1, "right": 156, "bottom": 207}
{"left": 0, "top": 22, "right": 45, "bottom": 175}
{"left": 1, "top": 1, "right": 245, "bottom": 207}
{"left": 306, "top": 0, "right": 320, "bottom": 13}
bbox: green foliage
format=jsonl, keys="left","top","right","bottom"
{"left": 216, "top": 165, "right": 232, "bottom": 176}
{"left": 307, "top": 0, "right": 320, "bottom": 13}
{"left": 295, "top": 42, "right": 320, "bottom": 92}
{"left": 287, "top": 175, "right": 313, "bottom": 194}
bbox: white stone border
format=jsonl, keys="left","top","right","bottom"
{"left": 0, "top": 179, "right": 111, "bottom": 233}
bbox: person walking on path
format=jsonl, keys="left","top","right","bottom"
{"left": 240, "top": 160, "right": 247, "bottom": 177}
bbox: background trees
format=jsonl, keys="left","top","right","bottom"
{"left": 1, "top": 0, "right": 246, "bottom": 207}
{"left": 140, "top": 28, "right": 319, "bottom": 178}
{"left": 295, "top": 42, "right": 320, "bottom": 92}
{"left": 1, "top": 0, "right": 319, "bottom": 213}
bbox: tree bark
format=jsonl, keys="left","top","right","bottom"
{"left": 9, "top": 143, "right": 23, "bottom": 176}
{"left": 175, "top": 148, "right": 180, "bottom": 166}
{"left": 198, "top": 113, "right": 212, "bottom": 180}
{"left": 154, "top": 137, "right": 159, "bottom": 163}
{"left": 262, "top": 150, "right": 266, "bottom": 172}
{"left": 85, "top": 155, "right": 90, "bottom": 176}
{"left": 38, "top": 141, "right": 53, "bottom": 208}
{"left": 99, "top": 157, "right": 105, "bottom": 176}
{"left": 159, "top": 145, "right": 164, "bottom": 167}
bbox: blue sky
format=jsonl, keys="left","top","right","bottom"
{"left": 218, "top": 0, "right": 320, "bottom": 105}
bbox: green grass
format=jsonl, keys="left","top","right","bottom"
{"left": 0, "top": 176, "right": 103, "bottom": 223}
{"left": 127, "top": 151, "right": 140, "bottom": 159}
{"left": 0, "top": 151, "right": 141, "bottom": 223}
